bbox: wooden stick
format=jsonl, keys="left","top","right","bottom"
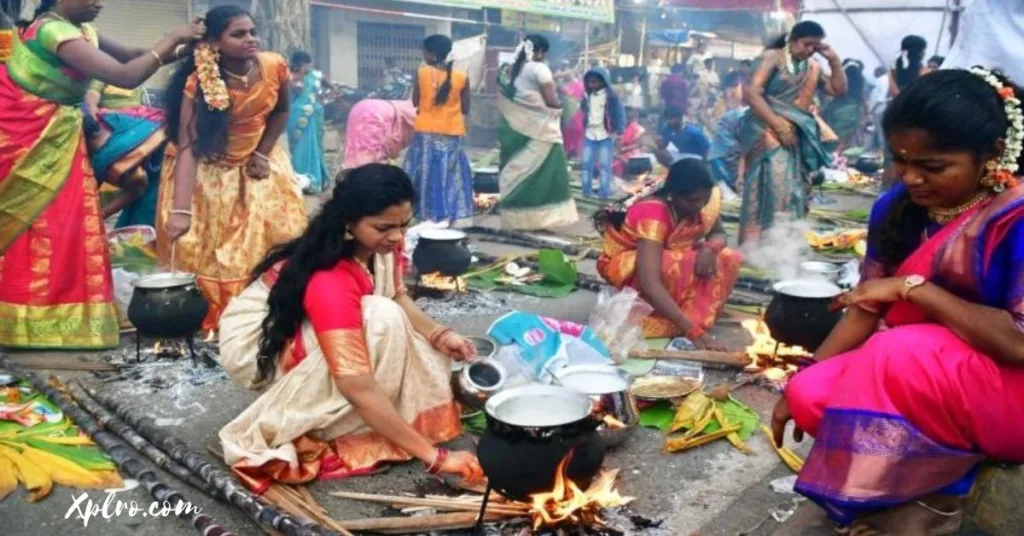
{"left": 337, "top": 512, "right": 513, "bottom": 533}
{"left": 328, "top": 491, "right": 528, "bottom": 515}
{"left": 629, "top": 349, "right": 752, "bottom": 369}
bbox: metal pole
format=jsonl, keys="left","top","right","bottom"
{"left": 935, "top": 0, "right": 952, "bottom": 54}
{"left": 584, "top": 21, "right": 590, "bottom": 66}
{"left": 639, "top": 11, "right": 648, "bottom": 67}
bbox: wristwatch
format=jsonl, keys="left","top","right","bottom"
{"left": 901, "top": 275, "right": 926, "bottom": 301}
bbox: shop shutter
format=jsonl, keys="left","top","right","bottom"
{"left": 92, "top": 0, "right": 190, "bottom": 87}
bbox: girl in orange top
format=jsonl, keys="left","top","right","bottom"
{"left": 403, "top": 35, "right": 474, "bottom": 226}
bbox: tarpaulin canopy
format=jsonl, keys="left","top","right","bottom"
{"left": 391, "top": 0, "right": 614, "bottom": 23}
{"left": 800, "top": 0, "right": 955, "bottom": 76}
{"left": 648, "top": 29, "right": 690, "bottom": 46}
{"left": 663, "top": 0, "right": 799, "bottom": 11}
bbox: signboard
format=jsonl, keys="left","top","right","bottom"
{"left": 501, "top": 10, "right": 561, "bottom": 32}
{"left": 394, "top": 0, "right": 615, "bottom": 23}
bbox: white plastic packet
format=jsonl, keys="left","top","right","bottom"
{"left": 588, "top": 287, "right": 654, "bottom": 365}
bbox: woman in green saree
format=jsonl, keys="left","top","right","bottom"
{"left": 496, "top": 35, "right": 578, "bottom": 230}
{"left": 738, "top": 21, "right": 847, "bottom": 244}
{"left": 822, "top": 59, "right": 867, "bottom": 150}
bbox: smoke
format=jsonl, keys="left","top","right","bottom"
{"left": 741, "top": 215, "right": 815, "bottom": 281}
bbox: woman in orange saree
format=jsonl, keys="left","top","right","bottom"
{"left": 218, "top": 165, "right": 482, "bottom": 492}
{"left": 156, "top": 6, "right": 307, "bottom": 332}
{"left": 596, "top": 159, "right": 742, "bottom": 347}
{"left": 0, "top": 1, "right": 198, "bottom": 349}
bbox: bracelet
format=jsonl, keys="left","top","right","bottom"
{"left": 170, "top": 209, "right": 193, "bottom": 217}
{"left": 251, "top": 151, "right": 270, "bottom": 163}
{"left": 428, "top": 327, "right": 452, "bottom": 349}
{"left": 149, "top": 50, "right": 163, "bottom": 66}
{"left": 425, "top": 448, "right": 449, "bottom": 475}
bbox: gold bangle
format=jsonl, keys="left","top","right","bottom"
{"left": 252, "top": 151, "right": 270, "bottom": 163}
{"left": 170, "top": 209, "right": 193, "bottom": 217}
{"left": 149, "top": 50, "right": 163, "bottom": 66}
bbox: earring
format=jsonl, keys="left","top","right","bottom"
{"left": 981, "top": 160, "right": 999, "bottom": 189}
{"left": 344, "top": 230, "right": 354, "bottom": 240}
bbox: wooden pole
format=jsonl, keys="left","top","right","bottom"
{"left": 628, "top": 349, "right": 752, "bottom": 369}
{"left": 337, "top": 512, "right": 510, "bottom": 534}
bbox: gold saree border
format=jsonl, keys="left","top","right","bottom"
{"left": 0, "top": 301, "right": 118, "bottom": 349}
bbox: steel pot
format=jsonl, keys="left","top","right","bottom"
{"left": 554, "top": 365, "right": 639, "bottom": 449}
{"left": 764, "top": 279, "right": 843, "bottom": 352}
{"left": 800, "top": 261, "right": 842, "bottom": 284}
{"left": 453, "top": 359, "right": 506, "bottom": 411}
{"left": 127, "top": 273, "right": 209, "bottom": 339}
{"left": 412, "top": 229, "right": 473, "bottom": 277}
{"left": 478, "top": 385, "right": 605, "bottom": 501}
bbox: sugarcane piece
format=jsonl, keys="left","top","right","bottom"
{"left": 0, "top": 363, "right": 237, "bottom": 536}
{"left": 67, "top": 383, "right": 214, "bottom": 494}
{"left": 760, "top": 425, "right": 805, "bottom": 473}
{"left": 75, "top": 382, "right": 342, "bottom": 536}
{"left": 713, "top": 407, "right": 754, "bottom": 455}
{"left": 664, "top": 424, "right": 741, "bottom": 453}
{"left": 338, "top": 512, "right": 511, "bottom": 533}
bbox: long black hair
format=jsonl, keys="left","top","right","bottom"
{"left": 894, "top": 35, "right": 928, "bottom": 90}
{"left": 423, "top": 34, "right": 454, "bottom": 105}
{"left": 164, "top": 6, "right": 251, "bottom": 161}
{"left": 843, "top": 59, "right": 865, "bottom": 99}
{"left": 250, "top": 164, "right": 418, "bottom": 383}
{"left": 510, "top": 34, "right": 550, "bottom": 84}
{"left": 877, "top": 68, "right": 1024, "bottom": 265}
{"left": 768, "top": 20, "right": 825, "bottom": 50}
{"left": 593, "top": 159, "right": 716, "bottom": 233}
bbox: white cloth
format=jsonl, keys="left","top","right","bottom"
{"left": 869, "top": 74, "right": 890, "bottom": 109}
{"left": 513, "top": 61, "right": 555, "bottom": 108}
{"left": 626, "top": 83, "right": 644, "bottom": 109}
{"left": 586, "top": 90, "right": 610, "bottom": 141}
{"left": 943, "top": 0, "right": 1024, "bottom": 83}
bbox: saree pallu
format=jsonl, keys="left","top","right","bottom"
{"left": 497, "top": 69, "right": 579, "bottom": 231}
{"left": 597, "top": 191, "right": 742, "bottom": 338}
{"left": 403, "top": 133, "right": 475, "bottom": 227}
{"left": 287, "top": 71, "right": 329, "bottom": 193}
{"left": 90, "top": 106, "right": 166, "bottom": 228}
{"left": 343, "top": 99, "right": 416, "bottom": 170}
{"left": 155, "top": 144, "right": 307, "bottom": 333}
{"left": 737, "top": 59, "right": 835, "bottom": 244}
{"left": 218, "top": 253, "right": 460, "bottom": 492}
{"left": 787, "top": 189, "right": 1024, "bottom": 525}
{"left": 0, "top": 22, "right": 118, "bottom": 350}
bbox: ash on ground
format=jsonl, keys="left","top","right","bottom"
{"left": 93, "top": 339, "right": 228, "bottom": 402}
{"left": 414, "top": 291, "right": 512, "bottom": 324}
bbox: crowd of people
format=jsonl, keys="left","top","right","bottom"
{"left": 1, "top": 2, "right": 1023, "bottom": 534}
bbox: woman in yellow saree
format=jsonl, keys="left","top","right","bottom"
{"left": 0, "top": 0, "right": 198, "bottom": 349}
{"left": 157, "top": 6, "right": 308, "bottom": 332}
{"left": 597, "top": 160, "right": 742, "bottom": 347}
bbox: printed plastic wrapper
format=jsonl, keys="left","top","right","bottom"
{"left": 589, "top": 287, "right": 653, "bottom": 365}
{"left": 488, "top": 312, "right": 610, "bottom": 382}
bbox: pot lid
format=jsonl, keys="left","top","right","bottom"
{"left": 800, "top": 261, "right": 841, "bottom": 273}
{"left": 134, "top": 272, "right": 197, "bottom": 289}
{"left": 474, "top": 166, "right": 500, "bottom": 174}
{"left": 773, "top": 279, "right": 842, "bottom": 299}
{"left": 418, "top": 229, "right": 467, "bottom": 241}
{"left": 485, "top": 385, "right": 592, "bottom": 428}
{"left": 554, "top": 365, "right": 629, "bottom": 395}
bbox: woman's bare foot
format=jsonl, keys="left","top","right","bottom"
{"left": 770, "top": 502, "right": 835, "bottom": 536}
{"left": 849, "top": 496, "right": 963, "bottom": 536}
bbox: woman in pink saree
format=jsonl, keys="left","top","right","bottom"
{"left": 560, "top": 77, "right": 585, "bottom": 158}
{"left": 772, "top": 69, "right": 1024, "bottom": 535}
{"left": 343, "top": 99, "right": 417, "bottom": 170}
{"left": 612, "top": 107, "right": 647, "bottom": 178}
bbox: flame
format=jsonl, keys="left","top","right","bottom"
{"left": 152, "top": 341, "right": 162, "bottom": 354}
{"left": 473, "top": 193, "right": 499, "bottom": 210}
{"left": 420, "top": 272, "right": 464, "bottom": 291}
{"left": 528, "top": 457, "right": 633, "bottom": 530}
{"left": 740, "top": 318, "right": 805, "bottom": 380}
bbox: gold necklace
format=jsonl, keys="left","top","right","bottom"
{"left": 223, "top": 61, "right": 254, "bottom": 87}
{"left": 927, "top": 191, "right": 992, "bottom": 224}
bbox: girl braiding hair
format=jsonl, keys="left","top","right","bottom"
{"left": 249, "top": 164, "right": 418, "bottom": 383}
{"left": 164, "top": 5, "right": 249, "bottom": 160}
{"left": 509, "top": 34, "right": 550, "bottom": 84}
{"left": 593, "top": 159, "right": 716, "bottom": 233}
{"left": 423, "top": 34, "right": 455, "bottom": 105}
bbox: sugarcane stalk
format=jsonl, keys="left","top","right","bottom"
{"left": 76, "top": 383, "right": 343, "bottom": 536}
{"left": 67, "top": 382, "right": 215, "bottom": 494}
{"left": 466, "top": 226, "right": 601, "bottom": 260}
{"left": 0, "top": 358, "right": 237, "bottom": 536}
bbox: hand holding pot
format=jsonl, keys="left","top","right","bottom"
{"left": 165, "top": 212, "right": 192, "bottom": 242}
{"left": 438, "top": 332, "right": 478, "bottom": 362}
{"left": 440, "top": 450, "right": 484, "bottom": 484}
{"left": 832, "top": 277, "right": 904, "bottom": 311}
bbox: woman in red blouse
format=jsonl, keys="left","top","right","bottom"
{"left": 217, "top": 164, "right": 482, "bottom": 491}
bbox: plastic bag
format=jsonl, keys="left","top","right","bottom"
{"left": 112, "top": 268, "right": 140, "bottom": 327}
{"left": 588, "top": 287, "right": 653, "bottom": 365}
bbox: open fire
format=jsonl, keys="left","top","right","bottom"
{"left": 740, "top": 318, "right": 806, "bottom": 382}
{"left": 528, "top": 456, "right": 633, "bottom": 531}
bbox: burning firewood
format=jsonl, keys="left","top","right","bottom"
{"left": 527, "top": 459, "right": 633, "bottom": 531}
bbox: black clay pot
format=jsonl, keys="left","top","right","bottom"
{"left": 764, "top": 280, "right": 843, "bottom": 352}
{"left": 626, "top": 157, "right": 653, "bottom": 176}
{"left": 412, "top": 229, "right": 473, "bottom": 277}
{"left": 473, "top": 167, "right": 500, "bottom": 194}
{"left": 477, "top": 385, "right": 605, "bottom": 501}
{"left": 127, "top": 273, "right": 209, "bottom": 339}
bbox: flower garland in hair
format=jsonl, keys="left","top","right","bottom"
{"left": 194, "top": 43, "right": 230, "bottom": 112}
{"left": 969, "top": 66, "right": 1023, "bottom": 191}
{"left": 514, "top": 39, "right": 534, "bottom": 64}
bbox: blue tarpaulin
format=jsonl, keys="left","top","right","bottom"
{"left": 648, "top": 29, "right": 691, "bottom": 46}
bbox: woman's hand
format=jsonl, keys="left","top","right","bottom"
{"left": 439, "top": 450, "right": 484, "bottom": 484}
{"left": 695, "top": 248, "right": 718, "bottom": 279}
{"left": 167, "top": 21, "right": 205, "bottom": 47}
{"left": 772, "top": 119, "right": 797, "bottom": 147}
{"left": 692, "top": 333, "right": 727, "bottom": 351}
{"left": 438, "top": 333, "right": 477, "bottom": 362}
{"left": 832, "top": 277, "right": 905, "bottom": 310}
{"left": 165, "top": 213, "right": 192, "bottom": 242}
{"left": 245, "top": 153, "right": 272, "bottom": 180}
{"left": 771, "top": 397, "right": 804, "bottom": 448}
{"left": 816, "top": 43, "right": 840, "bottom": 64}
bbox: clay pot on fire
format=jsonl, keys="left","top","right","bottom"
{"left": 412, "top": 229, "right": 473, "bottom": 277}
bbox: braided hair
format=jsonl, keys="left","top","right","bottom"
{"left": 423, "top": 34, "right": 454, "bottom": 105}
